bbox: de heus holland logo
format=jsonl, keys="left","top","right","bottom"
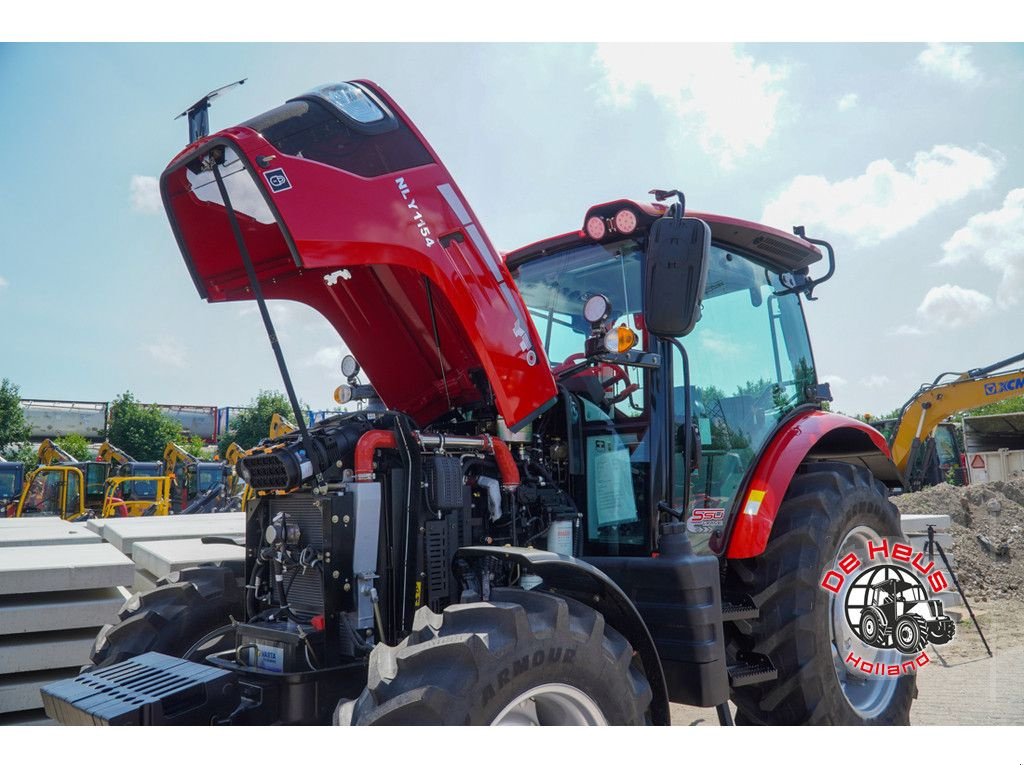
{"left": 820, "top": 538, "right": 956, "bottom": 677}
{"left": 263, "top": 168, "right": 292, "bottom": 193}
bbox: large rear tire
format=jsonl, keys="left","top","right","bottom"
{"left": 726, "top": 461, "right": 915, "bottom": 725}
{"left": 89, "top": 566, "right": 243, "bottom": 668}
{"left": 337, "top": 588, "right": 652, "bottom": 725}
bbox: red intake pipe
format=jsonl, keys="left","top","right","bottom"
{"left": 486, "top": 436, "right": 521, "bottom": 490}
{"left": 353, "top": 428, "right": 520, "bottom": 489}
{"left": 354, "top": 430, "right": 398, "bottom": 480}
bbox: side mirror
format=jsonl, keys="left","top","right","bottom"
{"left": 643, "top": 213, "right": 711, "bottom": 337}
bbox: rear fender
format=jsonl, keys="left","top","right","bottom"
{"left": 456, "top": 546, "right": 670, "bottom": 726}
{"left": 724, "top": 411, "right": 900, "bottom": 560}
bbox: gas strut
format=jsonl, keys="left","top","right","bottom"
{"left": 211, "top": 161, "right": 324, "bottom": 485}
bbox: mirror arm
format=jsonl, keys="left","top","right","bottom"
{"left": 775, "top": 226, "right": 836, "bottom": 301}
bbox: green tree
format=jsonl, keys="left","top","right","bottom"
{"left": 218, "top": 391, "right": 296, "bottom": 453}
{"left": 107, "top": 392, "right": 183, "bottom": 461}
{"left": 183, "top": 434, "right": 207, "bottom": 457}
{"left": 8, "top": 443, "right": 38, "bottom": 473}
{"left": 0, "top": 379, "right": 30, "bottom": 456}
{"left": 965, "top": 394, "right": 1024, "bottom": 418}
{"left": 55, "top": 434, "right": 91, "bottom": 461}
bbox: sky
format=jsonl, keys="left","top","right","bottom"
{"left": 1, "top": 41, "right": 1022, "bottom": 417}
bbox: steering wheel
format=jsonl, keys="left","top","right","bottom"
{"left": 554, "top": 354, "right": 639, "bottom": 405}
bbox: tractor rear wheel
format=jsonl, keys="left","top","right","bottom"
{"left": 336, "top": 588, "right": 652, "bottom": 725}
{"left": 726, "top": 461, "right": 915, "bottom": 725}
{"left": 89, "top": 566, "right": 243, "bottom": 669}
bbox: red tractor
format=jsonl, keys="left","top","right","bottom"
{"left": 42, "top": 80, "right": 911, "bottom": 725}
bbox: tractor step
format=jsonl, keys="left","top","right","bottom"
{"left": 728, "top": 658, "right": 778, "bottom": 688}
{"left": 721, "top": 595, "right": 759, "bottom": 621}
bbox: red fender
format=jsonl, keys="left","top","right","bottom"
{"left": 724, "top": 411, "right": 893, "bottom": 559}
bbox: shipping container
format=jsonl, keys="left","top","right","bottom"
{"left": 21, "top": 399, "right": 108, "bottom": 440}
{"left": 153, "top": 403, "right": 218, "bottom": 442}
{"left": 962, "top": 411, "right": 1024, "bottom": 484}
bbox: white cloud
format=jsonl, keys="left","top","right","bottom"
{"left": 916, "top": 284, "right": 993, "bottom": 329}
{"left": 0, "top": 276, "right": 7, "bottom": 289}
{"left": 820, "top": 373, "right": 847, "bottom": 387}
{"left": 144, "top": 338, "right": 187, "bottom": 368}
{"left": 130, "top": 175, "right": 161, "bottom": 214}
{"left": 699, "top": 329, "right": 746, "bottom": 358}
{"left": 939, "top": 187, "right": 1024, "bottom": 308}
{"left": 309, "top": 347, "right": 342, "bottom": 373}
{"left": 887, "top": 324, "right": 926, "bottom": 337}
{"left": 837, "top": 93, "right": 859, "bottom": 111}
{"left": 593, "top": 44, "right": 788, "bottom": 169}
{"left": 861, "top": 374, "right": 891, "bottom": 389}
{"left": 917, "top": 43, "right": 979, "bottom": 83}
{"left": 762, "top": 145, "right": 998, "bottom": 246}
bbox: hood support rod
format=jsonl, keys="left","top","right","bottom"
{"left": 211, "top": 161, "right": 322, "bottom": 484}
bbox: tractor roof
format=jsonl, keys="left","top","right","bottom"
{"left": 506, "top": 211, "right": 822, "bottom": 273}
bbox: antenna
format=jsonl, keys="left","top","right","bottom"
{"left": 175, "top": 78, "right": 247, "bottom": 144}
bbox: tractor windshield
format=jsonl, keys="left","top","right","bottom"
{"left": 513, "top": 236, "right": 817, "bottom": 554}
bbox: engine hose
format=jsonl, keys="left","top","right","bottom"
{"left": 183, "top": 624, "right": 236, "bottom": 662}
{"left": 246, "top": 559, "right": 267, "bottom": 618}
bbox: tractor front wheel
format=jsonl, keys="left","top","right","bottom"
{"left": 727, "top": 461, "right": 915, "bottom": 725}
{"left": 336, "top": 588, "right": 652, "bottom": 725}
{"left": 894, "top": 615, "right": 928, "bottom": 654}
{"left": 89, "top": 566, "right": 243, "bottom": 669}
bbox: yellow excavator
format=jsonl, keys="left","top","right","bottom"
{"left": 887, "top": 351, "right": 1024, "bottom": 490}
{"left": 15, "top": 440, "right": 171, "bottom": 521}
{"left": 163, "top": 442, "right": 229, "bottom": 513}
{"left": 223, "top": 442, "right": 246, "bottom": 497}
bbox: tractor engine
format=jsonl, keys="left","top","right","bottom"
{"left": 231, "top": 406, "right": 578, "bottom": 678}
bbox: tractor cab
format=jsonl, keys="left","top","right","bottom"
{"left": 508, "top": 204, "right": 824, "bottom": 556}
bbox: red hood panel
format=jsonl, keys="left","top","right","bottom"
{"left": 161, "top": 81, "right": 556, "bottom": 429}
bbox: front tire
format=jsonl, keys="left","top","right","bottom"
{"left": 726, "top": 461, "right": 915, "bottom": 725}
{"left": 89, "top": 566, "right": 243, "bottom": 668}
{"left": 337, "top": 588, "right": 652, "bottom": 725}
{"left": 894, "top": 615, "right": 928, "bottom": 654}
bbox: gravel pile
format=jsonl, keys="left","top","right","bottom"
{"left": 893, "top": 479, "right": 1024, "bottom": 602}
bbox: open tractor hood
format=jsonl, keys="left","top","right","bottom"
{"left": 161, "top": 81, "right": 556, "bottom": 430}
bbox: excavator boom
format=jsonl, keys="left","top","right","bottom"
{"left": 891, "top": 352, "right": 1024, "bottom": 485}
{"left": 37, "top": 439, "right": 77, "bottom": 466}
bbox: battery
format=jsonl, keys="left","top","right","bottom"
{"left": 237, "top": 622, "right": 315, "bottom": 674}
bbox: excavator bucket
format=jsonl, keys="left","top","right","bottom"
{"left": 160, "top": 81, "right": 556, "bottom": 430}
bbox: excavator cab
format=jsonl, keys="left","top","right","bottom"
{"left": 0, "top": 460, "right": 24, "bottom": 517}
{"left": 16, "top": 466, "right": 88, "bottom": 521}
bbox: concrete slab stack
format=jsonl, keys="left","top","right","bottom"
{"left": 0, "top": 519, "right": 133, "bottom": 724}
{"left": 98, "top": 513, "right": 245, "bottom": 591}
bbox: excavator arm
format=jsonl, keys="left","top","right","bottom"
{"left": 269, "top": 413, "right": 297, "bottom": 439}
{"left": 96, "top": 441, "right": 137, "bottom": 467}
{"left": 162, "top": 442, "right": 199, "bottom": 475}
{"left": 37, "top": 439, "right": 77, "bottom": 466}
{"left": 891, "top": 352, "right": 1024, "bottom": 486}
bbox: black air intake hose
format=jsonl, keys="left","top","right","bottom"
{"left": 238, "top": 418, "right": 372, "bottom": 492}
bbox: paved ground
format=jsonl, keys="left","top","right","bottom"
{"left": 670, "top": 598, "right": 1024, "bottom": 725}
